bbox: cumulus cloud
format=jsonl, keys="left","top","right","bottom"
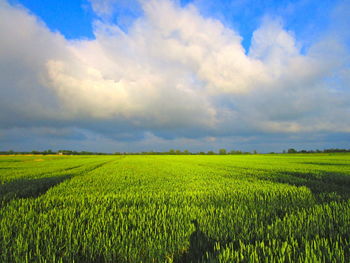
{"left": 87, "top": 0, "right": 141, "bottom": 26}
{"left": 88, "top": 0, "right": 118, "bottom": 17}
{"left": 0, "top": 1, "right": 69, "bottom": 127}
{"left": 0, "top": 0, "right": 349, "bottom": 150}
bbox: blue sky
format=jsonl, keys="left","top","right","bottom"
{"left": 0, "top": 0, "right": 349, "bottom": 152}
{"left": 8, "top": 0, "right": 96, "bottom": 39}
{"left": 8, "top": 0, "right": 340, "bottom": 50}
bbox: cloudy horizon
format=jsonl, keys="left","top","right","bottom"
{"left": 0, "top": 0, "right": 349, "bottom": 153}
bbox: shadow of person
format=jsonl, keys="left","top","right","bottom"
{"left": 176, "top": 219, "right": 217, "bottom": 263}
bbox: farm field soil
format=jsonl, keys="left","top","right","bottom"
{"left": 0, "top": 154, "right": 350, "bottom": 262}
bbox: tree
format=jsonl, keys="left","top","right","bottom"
{"left": 288, "top": 148, "right": 297, "bottom": 153}
{"left": 219, "top": 149, "right": 227, "bottom": 155}
{"left": 44, "top": 149, "right": 54, "bottom": 155}
{"left": 207, "top": 151, "right": 215, "bottom": 155}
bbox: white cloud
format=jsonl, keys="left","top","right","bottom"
{"left": 0, "top": 1, "right": 69, "bottom": 125}
{"left": 87, "top": 0, "right": 141, "bottom": 21}
{"left": 88, "top": 0, "right": 118, "bottom": 17}
{"left": 0, "top": 0, "right": 349, "bottom": 146}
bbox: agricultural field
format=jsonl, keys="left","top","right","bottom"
{"left": 0, "top": 154, "right": 350, "bottom": 262}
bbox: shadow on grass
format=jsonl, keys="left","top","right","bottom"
{"left": 0, "top": 175, "right": 72, "bottom": 202}
{"left": 269, "top": 170, "right": 350, "bottom": 201}
{"left": 299, "top": 162, "right": 350, "bottom": 166}
{"left": 175, "top": 219, "right": 226, "bottom": 263}
{"left": 0, "top": 160, "right": 112, "bottom": 204}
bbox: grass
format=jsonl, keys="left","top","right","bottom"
{"left": 0, "top": 154, "right": 349, "bottom": 262}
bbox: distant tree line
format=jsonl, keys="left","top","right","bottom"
{"left": 1, "top": 148, "right": 349, "bottom": 155}
{"left": 0, "top": 149, "right": 254, "bottom": 155}
{"left": 114, "top": 149, "right": 254, "bottom": 155}
{"left": 283, "top": 148, "right": 350, "bottom": 154}
{"left": 0, "top": 150, "right": 111, "bottom": 155}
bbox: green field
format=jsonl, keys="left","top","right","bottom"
{"left": 1, "top": 154, "right": 350, "bottom": 262}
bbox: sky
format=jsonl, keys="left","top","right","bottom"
{"left": 0, "top": 0, "right": 349, "bottom": 153}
